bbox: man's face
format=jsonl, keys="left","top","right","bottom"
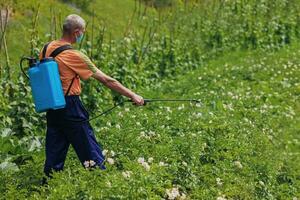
{"left": 73, "top": 27, "right": 85, "bottom": 43}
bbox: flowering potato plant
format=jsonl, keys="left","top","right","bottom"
{"left": 1, "top": 44, "right": 299, "bottom": 199}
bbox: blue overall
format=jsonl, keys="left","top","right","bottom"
{"left": 44, "top": 95, "right": 106, "bottom": 176}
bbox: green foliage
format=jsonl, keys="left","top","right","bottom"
{"left": 142, "top": 0, "right": 175, "bottom": 8}
{"left": 60, "top": 0, "right": 94, "bottom": 12}
{"left": 1, "top": 44, "right": 299, "bottom": 199}
{"left": 0, "top": 0, "right": 300, "bottom": 199}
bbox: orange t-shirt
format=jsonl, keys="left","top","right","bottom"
{"left": 39, "top": 40, "right": 98, "bottom": 95}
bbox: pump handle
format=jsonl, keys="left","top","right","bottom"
{"left": 20, "top": 57, "right": 36, "bottom": 80}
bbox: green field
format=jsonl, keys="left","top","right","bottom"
{"left": 0, "top": 0, "right": 299, "bottom": 199}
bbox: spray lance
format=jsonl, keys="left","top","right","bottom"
{"left": 86, "top": 98, "right": 201, "bottom": 123}
{"left": 51, "top": 98, "right": 200, "bottom": 123}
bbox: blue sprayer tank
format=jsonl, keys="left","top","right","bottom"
{"left": 28, "top": 58, "right": 66, "bottom": 113}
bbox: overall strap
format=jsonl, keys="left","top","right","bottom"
{"left": 65, "top": 76, "right": 78, "bottom": 96}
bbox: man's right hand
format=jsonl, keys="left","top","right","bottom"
{"left": 131, "top": 94, "right": 144, "bottom": 106}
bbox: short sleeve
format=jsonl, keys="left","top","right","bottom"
{"left": 58, "top": 50, "right": 98, "bottom": 80}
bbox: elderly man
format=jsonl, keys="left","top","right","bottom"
{"left": 40, "top": 14, "right": 144, "bottom": 177}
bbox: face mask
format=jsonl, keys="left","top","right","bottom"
{"left": 76, "top": 32, "right": 84, "bottom": 43}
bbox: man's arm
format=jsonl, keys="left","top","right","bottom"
{"left": 92, "top": 69, "right": 144, "bottom": 106}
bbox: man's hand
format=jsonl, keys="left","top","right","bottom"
{"left": 131, "top": 94, "right": 144, "bottom": 106}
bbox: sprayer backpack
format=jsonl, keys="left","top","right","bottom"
{"left": 20, "top": 43, "right": 75, "bottom": 113}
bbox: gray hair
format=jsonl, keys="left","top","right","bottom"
{"left": 63, "top": 14, "right": 86, "bottom": 35}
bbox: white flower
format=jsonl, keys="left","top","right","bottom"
{"left": 89, "top": 160, "right": 96, "bottom": 167}
{"left": 178, "top": 104, "right": 185, "bottom": 110}
{"left": 216, "top": 178, "right": 223, "bottom": 186}
{"left": 83, "top": 160, "right": 96, "bottom": 168}
{"left": 166, "top": 107, "right": 172, "bottom": 113}
{"left": 180, "top": 193, "right": 187, "bottom": 199}
{"left": 107, "top": 158, "right": 114, "bottom": 165}
{"left": 194, "top": 112, "right": 202, "bottom": 118}
{"left": 195, "top": 103, "right": 201, "bottom": 108}
{"left": 234, "top": 161, "right": 243, "bottom": 169}
{"left": 125, "top": 108, "right": 130, "bottom": 112}
{"left": 137, "top": 157, "right": 145, "bottom": 164}
{"left": 137, "top": 157, "right": 150, "bottom": 171}
{"left": 166, "top": 187, "right": 180, "bottom": 200}
{"left": 124, "top": 37, "right": 131, "bottom": 43}
{"left": 83, "top": 161, "right": 90, "bottom": 168}
{"left": 259, "top": 181, "right": 265, "bottom": 186}
{"left": 101, "top": 126, "right": 109, "bottom": 131}
{"left": 140, "top": 131, "right": 146, "bottom": 137}
{"left": 148, "top": 157, "right": 154, "bottom": 163}
{"left": 182, "top": 161, "right": 187, "bottom": 167}
{"left": 217, "top": 196, "right": 227, "bottom": 200}
{"left": 106, "top": 181, "right": 112, "bottom": 187}
{"left": 111, "top": 150, "right": 116, "bottom": 157}
{"left": 142, "top": 162, "right": 150, "bottom": 171}
{"left": 102, "top": 149, "right": 108, "bottom": 156}
{"left": 116, "top": 124, "right": 121, "bottom": 129}
{"left": 122, "top": 171, "right": 132, "bottom": 179}
{"left": 159, "top": 161, "right": 168, "bottom": 167}
{"left": 202, "top": 143, "right": 207, "bottom": 149}
{"left": 139, "top": 132, "right": 150, "bottom": 139}
{"left": 136, "top": 122, "right": 141, "bottom": 126}
{"left": 149, "top": 131, "right": 156, "bottom": 136}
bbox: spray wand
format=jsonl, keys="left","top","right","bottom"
{"left": 87, "top": 98, "right": 200, "bottom": 122}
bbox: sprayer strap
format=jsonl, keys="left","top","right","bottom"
{"left": 51, "top": 45, "right": 78, "bottom": 97}
{"left": 42, "top": 42, "right": 50, "bottom": 58}
{"left": 42, "top": 42, "right": 73, "bottom": 58}
{"left": 50, "top": 45, "right": 73, "bottom": 58}
{"left": 42, "top": 42, "right": 77, "bottom": 96}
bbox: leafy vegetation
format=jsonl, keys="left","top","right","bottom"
{"left": 0, "top": 0, "right": 299, "bottom": 199}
